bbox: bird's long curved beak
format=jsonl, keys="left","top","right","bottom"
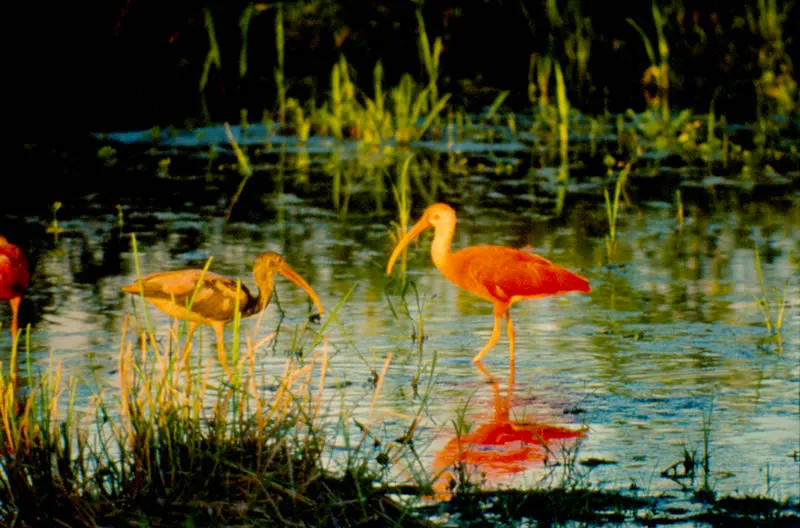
{"left": 386, "top": 215, "right": 431, "bottom": 275}
{"left": 279, "top": 264, "right": 324, "bottom": 316}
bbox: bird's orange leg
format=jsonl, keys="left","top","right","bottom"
{"left": 213, "top": 323, "right": 232, "bottom": 377}
{"left": 472, "top": 303, "right": 508, "bottom": 363}
{"left": 9, "top": 296, "right": 21, "bottom": 346}
{"left": 181, "top": 322, "right": 198, "bottom": 363}
{"left": 506, "top": 310, "right": 516, "bottom": 364}
{"left": 180, "top": 321, "right": 198, "bottom": 389}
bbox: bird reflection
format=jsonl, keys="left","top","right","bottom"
{"left": 431, "top": 363, "right": 586, "bottom": 500}
{"left": 66, "top": 229, "right": 125, "bottom": 284}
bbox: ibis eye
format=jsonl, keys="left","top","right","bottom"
{"left": 432, "top": 214, "right": 440, "bottom": 221}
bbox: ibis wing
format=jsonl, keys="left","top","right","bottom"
{"left": 0, "top": 253, "right": 30, "bottom": 294}
{"left": 185, "top": 280, "right": 252, "bottom": 321}
{"left": 457, "top": 246, "right": 588, "bottom": 303}
{"left": 126, "top": 269, "right": 251, "bottom": 321}
{"left": 0, "top": 254, "right": 8, "bottom": 281}
{"left": 0, "top": 247, "right": 30, "bottom": 291}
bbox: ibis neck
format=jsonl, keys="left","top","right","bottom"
{"left": 430, "top": 224, "right": 455, "bottom": 274}
{"left": 244, "top": 274, "right": 275, "bottom": 317}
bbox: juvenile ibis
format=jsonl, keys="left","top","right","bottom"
{"left": 122, "top": 251, "right": 323, "bottom": 374}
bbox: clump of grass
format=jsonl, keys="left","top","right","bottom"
{"left": 603, "top": 162, "right": 631, "bottom": 264}
{"left": 749, "top": 0, "right": 797, "bottom": 117}
{"left": 415, "top": 8, "right": 443, "bottom": 109}
{"left": 223, "top": 122, "right": 254, "bottom": 222}
{"left": 528, "top": 52, "right": 553, "bottom": 113}
{"left": 199, "top": 8, "right": 222, "bottom": 95}
{"left": 311, "top": 32, "right": 450, "bottom": 146}
{"left": 46, "top": 201, "right": 66, "bottom": 242}
{"left": 628, "top": 1, "right": 670, "bottom": 125}
{"left": 274, "top": 3, "right": 286, "bottom": 126}
{"left": 752, "top": 248, "right": 788, "bottom": 336}
{"left": 0, "top": 303, "right": 429, "bottom": 526}
{"left": 387, "top": 154, "right": 415, "bottom": 276}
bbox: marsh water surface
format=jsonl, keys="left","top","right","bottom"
{"left": 3, "top": 124, "right": 798, "bottom": 505}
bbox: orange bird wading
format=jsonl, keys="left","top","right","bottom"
{"left": 0, "top": 236, "right": 30, "bottom": 344}
{"left": 386, "top": 203, "right": 590, "bottom": 363}
{"left": 122, "top": 251, "right": 323, "bottom": 374}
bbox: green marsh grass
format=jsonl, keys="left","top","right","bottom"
{"left": 555, "top": 62, "right": 569, "bottom": 165}
{"left": 554, "top": 60, "right": 570, "bottom": 216}
{"left": 238, "top": 4, "right": 255, "bottom": 128}
{"left": 675, "top": 189, "right": 684, "bottom": 230}
{"left": 238, "top": 4, "right": 253, "bottom": 82}
{"left": 321, "top": 55, "right": 358, "bottom": 140}
{"left": 386, "top": 155, "right": 416, "bottom": 282}
{"left": 390, "top": 74, "right": 451, "bottom": 144}
{"left": 564, "top": 6, "right": 592, "bottom": 97}
{"left": 199, "top": 8, "right": 222, "bottom": 95}
{"left": 1, "top": 281, "right": 432, "bottom": 526}
{"left": 484, "top": 91, "right": 510, "bottom": 123}
{"left": 627, "top": 2, "right": 670, "bottom": 124}
{"left": 603, "top": 162, "right": 631, "bottom": 264}
{"left": 752, "top": 248, "right": 788, "bottom": 336}
{"left": 528, "top": 53, "right": 553, "bottom": 111}
{"left": 415, "top": 9, "right": 443, "bottom": 109}
{"left": 46, "top": 201, "right": 66, "bottom": 242}
{"left": 750, "top": 0, "right": 797, "bottom": 116}
{"left": 223, "top": 122, "right": 254, "bottom": 223}
{"left": 698, "top": 401, "right": 715, "bottom": 500}
{"left": 274, "top": 4, "right": 287, "bottom": 126}
{"left": 287, "top": 98, "right": 312, "bottom": 143}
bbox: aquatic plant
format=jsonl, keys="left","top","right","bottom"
{"left": 317, "top": 55, "right": 359, "bottom": 140}
{"left": 555, "top": 62, "right": 570, "bottom": 164}
{"left": 752, "top": 248, "right": 788, "bottom": 335}
{"left": 199, "top": 8, "right": 222, "bottom": 95}
{"left": 627, "top": 2, "right": 670, "bottom": 124}
{"left": 0, "top": 300, "right": 428, "bottom": 526}
{"left": 564, "top": 5, "right": 592, "bottom": 97}
{"left": 274, "top": 3, "right": 286, "bottom": 126}
{"left": 390, "top": 73, "right": 451, "bottom": 144}
{"left": 749, "top": 0, "right": 797, "bottom": 116}
{"left": 46, "top": 201, "right": 66, "bottom": 242}
{"left": 528, "top": 53, "right": 553, "bottom": 112}
{"left": 415, "top": 8, "right": 443, "bottom": 110}
{"left": 603, "top": 162, "right": 631, "bottom": 264}
{"left": 223, "top": 122, "right": 254, "bottom": 222}
{"left": 388, "top": 154, "right": 415, "bottom": 269}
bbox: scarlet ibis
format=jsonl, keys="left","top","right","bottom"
{"left": 386, "top": 203, "right": 590, "bottom": 363}
{"left": 0, "top": 236, "right": 30, "bottom": 343}
{"left": 122, "top": 251, "right": 324, "bottom": 374}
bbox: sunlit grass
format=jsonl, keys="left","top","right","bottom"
{"left": 752, "top": 248, "right": 788, "bottom": 336}
{"left": 603, "top": 162, "right": 631, "bottom": 264}
{"left": 0, "top": 300, "right": 430, "bottom": 526}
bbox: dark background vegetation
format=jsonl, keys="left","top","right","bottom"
{"left": 16, "top": 0, "right": 798, "bottom": 141}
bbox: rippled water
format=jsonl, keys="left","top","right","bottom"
{"left": 3, "top": 128, "right": 798, "bottom": 502}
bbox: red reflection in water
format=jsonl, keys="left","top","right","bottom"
{"left": 432, "top": 363, "right": 586, "bottom": 499}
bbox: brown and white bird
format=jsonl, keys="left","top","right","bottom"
{"left": 122, "top": 251, "right": 323, "bottom": 374}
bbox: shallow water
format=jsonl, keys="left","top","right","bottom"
{"left": 3, "top": 125, "right": 799, "bottom": 503}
